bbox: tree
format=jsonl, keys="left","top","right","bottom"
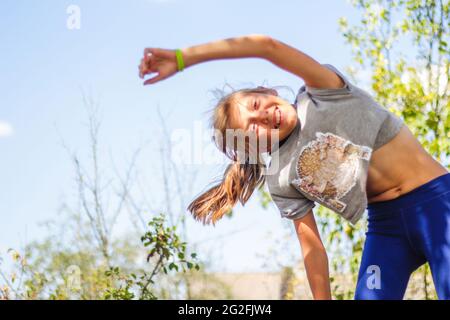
{"left": 0, "top": 94, "right": 201, "bottom": 300}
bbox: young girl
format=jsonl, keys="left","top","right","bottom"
{"left": 138, "top": 34, "right": 450, "bottom": 300}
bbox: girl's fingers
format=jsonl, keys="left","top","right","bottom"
{"left": 139, "top": 65, "right": 152, "bottom": 79}
{"left": 139, "top": 66, "right": 147, "bottom": 79}
{"left": 143, "top": 48, "right": 156, "bottom": 64}
{"left": 143, "top": 73, "right": 164, "bottom": 85}
{"left": 144, "top": 48, "right": 153, "bottom": 58}
{"left": 141, "top": 49, "right": 151, "bottom": 71}
{"left": 138, "top": 63, "right": 143, "bottom": 78}
{"left": 139, "top": 62, "right": 148, "bottom": 79}
{"left": 139, "top": 59, "right": 145, "bottom": 78}
{"left": 140, "top": 48, "right": 172, "bottom": 83}
{"left": 139, "top": 55, "right": 157, "bottom": 78}
{"left": 140, "top": 67, "right": 152, "bottom": 79}
{"left": 139, "top": 58, "right": 156, "bottom": 78}
{"left": 143, "top": 55, "right": 157, "bottom": 74}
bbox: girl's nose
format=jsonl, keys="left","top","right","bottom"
{"left": 261, "top": 110, "right": 269, "bottom": 124}
{"left": 255, "top": 109, "right": 269, "bottom": 121}
{"left": 248, "top": 108, "right": 269, "bottom": 125}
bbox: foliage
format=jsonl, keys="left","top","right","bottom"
{"left": 103, "top": 214, "right": 200, "bottom": 300}
{"left": 0, "top": 214, "right": 200, "bottom": 300}
{"left": 339, "top": 0, "right": 449, "bottom": 158}
{"left": 257, "top": 0, "right": 449, "bottom": 300}
{"left": 327, "top": 0, "right": 448, "bottom": 299}
{"left": 0, "top": 98, "right": 201, "bottom": 300}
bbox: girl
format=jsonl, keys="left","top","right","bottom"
{"left": 138, "top": 34, "right": 450, "bottom": 300}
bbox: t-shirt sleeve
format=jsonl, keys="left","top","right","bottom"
{"left": 270, "top": 192, "right": 316, "bottom": 220}
{"left": 302, "top": 63, "right": 404, "bottom": 150}
{"left": 300, "top": 63, "right": 354, "bottom": 99}
{"left": 373, "top": 111, "right": 404, "bottom": 150}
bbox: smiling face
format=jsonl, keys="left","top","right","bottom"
{"left": 227, "top": 90, "right": 299, "bottom": 153}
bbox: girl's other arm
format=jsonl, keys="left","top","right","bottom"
{"left": 263, "top": 37, "right": 345, "bottom": 89}
{"left": 181, "top": 34, "right": 273, "bottom": 69}
{"left": 182, "top": 34, "right": 344, "bottom": 89}
{"left": 140, "top": 34, "right": 342, "bottom": 88}
{"left": 140, "top": 34, "right": 270, "bottom": 85}
{"left": 294, "top": 209, "right": 332, "bottom": 300}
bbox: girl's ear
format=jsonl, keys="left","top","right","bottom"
{"left": 256, "top": 86, "right": 278, "bottom": 97}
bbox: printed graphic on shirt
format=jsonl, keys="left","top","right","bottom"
{"left": 291, "top": 132, "right": 372, "bottom": 213}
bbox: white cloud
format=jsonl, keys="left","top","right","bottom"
{"left": 0, "top": 121, "right": 13, "bottom": 137}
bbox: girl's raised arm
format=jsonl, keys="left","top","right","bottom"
{"left": 264, "top": 36, "right": 345, "bottom": 89}
{"left": 139, "top": 34, "right": 270, "bottom": 85}
{"left": 139, "top": 34, "right": 344, "bottom": 89}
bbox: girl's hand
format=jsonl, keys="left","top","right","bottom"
{"left": 139, "top": 48, "right": 178, "bottom": 85}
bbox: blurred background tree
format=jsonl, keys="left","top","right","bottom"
{"left": 0, "top": 95, "right": 202, "bottom": 300}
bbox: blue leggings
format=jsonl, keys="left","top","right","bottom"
{"left": 355, "top": 172, "right": 450, "bottom": 300}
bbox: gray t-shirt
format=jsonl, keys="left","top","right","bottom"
{"left": 265, "top": 64, "right": 404, "bottom": 224}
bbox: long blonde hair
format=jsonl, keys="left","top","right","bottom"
{"left": 187, "top": 86, "right": 275, "bottom": 225}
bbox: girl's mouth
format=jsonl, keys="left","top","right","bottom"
{"left": 274, "top": 106, "right": 282, "bottom": 129}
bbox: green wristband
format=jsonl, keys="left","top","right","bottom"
{"left": 175, "top": 49, "right": 185, "bottom": 72}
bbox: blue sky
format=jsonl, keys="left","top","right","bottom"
{"left": 0, "top": 0, "right": 397, "bottom": 272}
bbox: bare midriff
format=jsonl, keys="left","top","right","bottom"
{"left": 366, "top": 125, "right": 449, "bottom": 204}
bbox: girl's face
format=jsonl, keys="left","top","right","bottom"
{"left": 228, "top": 91, "right": 299, "bottom": 152}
